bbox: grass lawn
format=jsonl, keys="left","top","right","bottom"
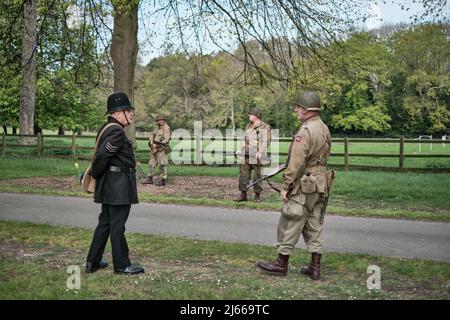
{"left": 1, "top": 157, "right": 449, "bottom": 221}
{"left": 0, "top": 221, "right": 449, "bottom": 300}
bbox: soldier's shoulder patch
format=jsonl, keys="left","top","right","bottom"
{"left": 295, "top": 135, "right": 302, "bottom": 143}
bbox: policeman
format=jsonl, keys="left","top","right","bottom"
{"left": 142, "top": 115, "right": 171, "bottom": 186}
{"left": 85, "top": 92, "right": 145, "bottom": 275}
{"left": 257, "top": 91, "right": 331, "bottom": 280}
{"left": 235, "top": 108, "right": 271, "bottom": 202}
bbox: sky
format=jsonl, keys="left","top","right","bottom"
{"left": 65, "top": 1, "right": 448, "bottom": 65}
{"left": 137, "top": 1, "right": 446, "bottom": 65}
{"left": 64, "top": 1, "right": 442, "bottom": 65}
{"left": 365, "top": 0, "right": 431, "bottom": 30}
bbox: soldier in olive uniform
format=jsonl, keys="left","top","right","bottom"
{"left": 257, "top": 92, "right": 331, "bottom": 280}
{"left": 86, "top": 92, "right": 145, "bottom": 275}
{"left": 142, "top": 115, "right": 171, "bottom": 186}
{"left": 235, "top": 108, "right": 272, "bottom": 203}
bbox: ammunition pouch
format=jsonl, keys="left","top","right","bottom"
{"left": 300, "top": 167, "right": 327, "bottom": 195}
{"left": 300, "top": 173, "right": 317, "bottom": 193}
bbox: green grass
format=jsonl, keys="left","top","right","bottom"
{"left": 0, "top": 221, "right": 449, "bottom": 300}
{"left": 1, "top": 157, "right": 449, "bottom": 221}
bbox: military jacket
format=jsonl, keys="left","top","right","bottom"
{"left": 240, "top": 121, "right": 272, "bottom": 157}
{"left": 149, "top": 123, "right": 171, "bottom": 145}
{"left": 282, "top": 115, "right": 331, "bottom": 193}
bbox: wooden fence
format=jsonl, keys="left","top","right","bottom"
{"left": 1, "top": 131, "right": 450, "bottom": 173}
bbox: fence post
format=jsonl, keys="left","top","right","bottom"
{"left": 344, "top": 137, "right": 349, "bottom": 172}
{"left": 399, "top": 136, "right": 404, "bottom": 172}
{"left": 40, "top": 134, "right": 44, "bottom": 156}
{"left": 36, "top": 132, "right": 41, "bottom": 157}
{"left": 195, "top": 135, "right": 202, "bottom": 165}
{"left": 72, "top": 132, "right": 76, "bottom": 158}
{"left": 2, "top": 130, "right": 5, "bottom": 157}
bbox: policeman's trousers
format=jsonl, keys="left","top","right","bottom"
{"left": 87, "top": 204, "right": 131, "bottom": 270}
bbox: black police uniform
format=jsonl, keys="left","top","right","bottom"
{"left": 86, "top": 92, "right": 143, "bottom": 275}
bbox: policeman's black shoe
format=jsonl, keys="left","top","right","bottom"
{"left": 85, "top": 261, "right": 109, "bottom": 273}
{"left": 114, "top": 265, "right": 145, "bottom": 275}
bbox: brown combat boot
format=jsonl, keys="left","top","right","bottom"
{"left": 301, "top": 253, "right": 321, "bottom": 280}
{"left": 256, "top": 254, "right": 289, "bottom": 276}
{"left": 156, "top": 178, "right": 166, "bottom": 186}
{"left": 141, "top": 177, "right": 153, "bottom": 185}
{"left": 234, "top": 191, "right": 247, "bottom": 202}
{"left": 255, "top": 192, "right": 261, "bottom": 203}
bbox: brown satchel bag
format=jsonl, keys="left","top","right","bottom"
{"left": 81, "top": 123, "right": 122, "bottom": 193}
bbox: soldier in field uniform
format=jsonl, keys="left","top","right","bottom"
{"left": 257, "top": 91, "right": 332, "bottom": 280}
{"left": 142, "top": 115, "right": 171, "bottom": 186}
{"left": 85, "top": 92, "right": 144, "bottom": 275}
{"left": 235, "top": 108, "right": 272, "bottom": 203}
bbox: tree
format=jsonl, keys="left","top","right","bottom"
{"left": 110, "top": 0, "right": 139, "bottom": 143}
{"left": 19, "top": 0, "right": 37, "bottom": 143}
{"left": 391, "top": 23, "right": 450, "bottom": 134}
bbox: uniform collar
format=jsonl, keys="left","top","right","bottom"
{"left": 251, "top": 121, "right": 263, "bottom": 129}
{"left": 301, "top": 114, "right": 320, "bottom": 125}
{"left": 108, "top": 116, "right": 125, "bottom": 127}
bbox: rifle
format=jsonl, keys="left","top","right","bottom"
{"left": 320, "top": 170, "right": 336, "bottom": 224}
{"left": 246, "top": 163, "right": 287, "bottom": 193}
{"left": 149, "top": 140, "right": 170, "bottom": 154}
{"left": 153, "top": 140, "right": 168, "bottom": 147}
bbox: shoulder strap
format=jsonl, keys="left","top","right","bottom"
{"left": 92, "top": 123, "right": 123, "bottom": 162}
{"left": 313, "top": 124, "right": 331, "bottom": 166}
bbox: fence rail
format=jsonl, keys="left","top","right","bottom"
{"left": 1, "top": 131, "right": 450, "bottom": 173}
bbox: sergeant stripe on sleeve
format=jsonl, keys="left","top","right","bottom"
{"left": 105, "top": 142, "right": 118, "bottom": 153}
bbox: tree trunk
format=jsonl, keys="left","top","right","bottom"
{"left": 58, "top": 126, "right": 65, "bottom": 135}
{"left": 12, "top": 127, "right": 17, "bottom": 134}
{"left": 19, "top": 0, "right": 37, "bottom": 145}
{"left": 110, "top": 1, "right": 139, "bottom": 146}
{"left": 230, "top": 90, "right": 235, "bottom": 135}
{"left": 34, "top": 124, "right": 41, "bottom": 134}
{"left": 2, "top": 126, "right": 7, "bottom": 134}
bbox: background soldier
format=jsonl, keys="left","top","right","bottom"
{"left": 142, "top": 115, "right": 171, "bottom": 186}
{"left": 235, "top": 108, "right": 271, "bottom": 202}
{"left": 86, "top": 92, "right": 145, "bottom": 275}
{"left": 257, "top": 91, "right": 331, "bottom": 280}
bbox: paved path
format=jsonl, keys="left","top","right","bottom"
{"left": 1, "top": 193, "right": 449, "bottom": 261}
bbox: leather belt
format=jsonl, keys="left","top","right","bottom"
{"left": 305, "top": 166, "right": 326, "bottom": 174}
{"left": 109, "top": 166, "right": 136, "bottom": 173}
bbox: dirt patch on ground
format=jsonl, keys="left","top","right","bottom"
{"left": 3, "top": 176, "right": 78, "bottom": 191}
{"left": 0, "top": 241, "right": 43, "bottom": 260}
{"left": 2, "top": 176, "right": 279, "bottom": 201}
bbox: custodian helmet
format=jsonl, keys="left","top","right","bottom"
{"left": 107, "top": 92, "right": 134, "bottom": 114}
